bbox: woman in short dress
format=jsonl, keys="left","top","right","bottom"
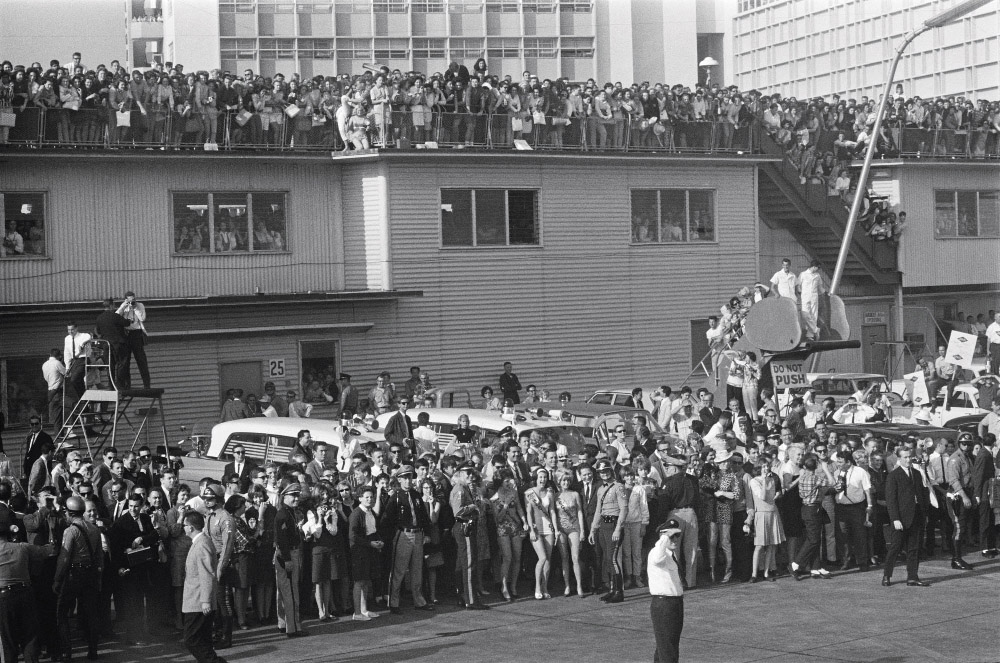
{"left": 304, "top": 482, "right": 340, "bottom": 621}
{"left": 555, "top": 469, "right": 586, "bottom": 597}
{"left": 525, "top": 467, "right": 558, "bottom": 600}
{"left": 695, "top": 450, "right": 720, "bottom": 582}
{"left": 420, "top": 478, "right": 445, "bottom": 604}
{"left": 224, "top": 494, "right": 255, "bottom": 630}
{"left": 490, "top": 469, "right": 527, "bottom": 601}
{"left": 165, "top": 483, "right": 193, "bottom": 629}
{"left": 714, "top": 453, "right": 743, "bottom": 583}
{"left": 248, "top": 484, "right": 276, "bottom": 623}
{"left": 746, "top": 460, "right": 786, "bottom": 582}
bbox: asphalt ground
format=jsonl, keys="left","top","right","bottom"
{"left": 74, "top": 552, "right": 999, "bottom": 663}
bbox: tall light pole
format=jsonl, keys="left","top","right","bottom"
{"left": 829, "top": 0, "right": 995, "bottom": 295}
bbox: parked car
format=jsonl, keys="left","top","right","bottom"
{"left": 943, "top": 413, "right": 988, "bottom": 437}
{"left": 586, "top": 387, "right": 660, "bottom": 414}
{"left": 519, "top": 402, "right": 680, "bottom": 451}
{"left": 780, "top": 372, "right": 902, "bottom": 415}
{"left": 829, "top": 422, "right": 960, "bottom": 444}
{"left": 416, "top": 387, "right": 474, "bottom": 409}
{"left": 182, "top": 417, "right": 383, "bottom": 484}
{"left": 375, "top": 407, "right": 588, "bottom": 456}
{"left": 895, "top": 383, "right": 988, "bottom": 426}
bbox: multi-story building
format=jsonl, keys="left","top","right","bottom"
{"left": 0, "top": 0, "right": 738, "bottom": 88}
{"left": 732, "top": 0, "right": 1000, "bottom": 100}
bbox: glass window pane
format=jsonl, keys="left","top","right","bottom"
{"left": 214, "top": 193, "right": 250, "bottom": 252}
{"left": 173, "top": 193, "right": 210, "bottom": 253}
{"left": 979, "top": 191, "right": 1000, "bottom": 238}
{"left": 934, "top": 190, "right": 956, "bottom": 237}
{"left": 660, "top": 189, "right": 687, "bottom": 242}
{"left": 957, "top": 191, "right": 978, "bottom": 236}
{"left": 3, "top": 356, "right": 49, "bottom": 425}
{"left": 630, "top": 190, "right": 657, "bottom": 243}
{"left": 3, "top": 192, "right": 46, "bottom": 257}
{"left": 441, "top": 189, "right": 473, "bottom": 246}
{"left": 689, "top": 190, "right": 715, "bottom": 241}
{"left": 250, "top": 192, "right": 287, "bottom": 251}
{"left": 475, "top": 189, "right": 507, "bottom": 245}
{"left": 508, "top": 190, "right": 539, "bottom": 245}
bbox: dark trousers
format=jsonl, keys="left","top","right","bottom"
{"left": 109, "top": 341, "right": 130, "bottom": 390}
{"left": 183, "top": 611, "right": 222, "bottom": 663}
{"left": 452, "top": 523, "right": 479, "bottom": 605}
{"left": 884, "top": 516, "right": 924, "bottom": 581}
{"left": 794, "top": 504, "right": 823, "bottom": 571}
{"left": 977, "top": 501, "right": 996, "bottom": 550}
{"left": 47, "top": 388, "right": 63, "bottom": 429}
{"left": 730, "top": 513, "right": 753, "bottom": 581}
{"left": 596, "top": 522, "right": 623, "bottom": 587}
{"left": 650, "top": 595, "right": 683, "bottom": 663}
{"left": 125, "top": 331, "right": 150, "bottom": 388}
{"left": 945, "top": 494, "right": 975, "bottom": 557}
{"left": 56, "top": 570, "right": 101, "bottom": 656}
{"left": 990, "top": 343, "right": 1000, "bottom": 376}
{"left": 580, "top": 531, "right": 599, "bottom": 591}
{"left": 66, "top": 358, "right": 87, "bottom": 404}
{"left": 0, "top": 586, "right": 40, "bottom": 663}
{"left": 116, "top": 567, "right": 150, "bottom": 640}
{"left": 926, "top": 486, "right": 954, "bottom": 553}
{"left": 835, "top": 502, "right": 870, "bottom": 570}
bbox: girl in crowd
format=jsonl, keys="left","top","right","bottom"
{"left": 166, "top": 484, "right": 193, "bottom": 630}
{"left": 248, "top": 484, "right": 276, "bottom": 623}
{"left": 714, "top": 452, "right": 742, "bottom": 583}
{"left": 491, "top": 469, "right": 528, "bottom": 601}
{"left": 420, "top": 478, "right": 445, "bottom": 604}
{"left": 746, "top": 460, "right": 787, "bottom": 581}
{"left": 525, "top": 467, "right": 557, "bottom": 599}
{"left": 621, "top": 465, "right": 649, "bottom": 589}
{"left": 304, "top": 482, "right": 341, "bottom": 622}
{"left": 224, "top": 494, "right": 255, "bottom": 630}
{"left": 695, "top": 450, "right": 720, "bottom": 582}
{"left": 554, "top": 469, "right": 586, "bottom": 597}
{"left": 481, "top": 386, "right": 502, "bottom": 411}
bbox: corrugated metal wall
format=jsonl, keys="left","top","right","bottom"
{"left": 0, "top": 159, "right": 345, "bottom": 304}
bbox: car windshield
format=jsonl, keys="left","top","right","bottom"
{"left": 518, "top": 426, "right": 587, "bottom": 455}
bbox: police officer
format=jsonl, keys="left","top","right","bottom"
{"left": 449, "top": 462, "right": 488, "bottom": 610}
{"left": 945, "top": 433, "right": 976, "bottom": 570}
{"left": 384, "top": 465, "right": 434, "bottom": 614}
{"left": 0, "top": 517, "right": 53, "bottom": 663}
{"left": 588, "top": 459, "right": 629, "bottom": 603}
{"left": 201, "top": 483, "right": 235, "bottom": 647}
{"left": 53, "top": 495, "right": 103, "bottom": 661}
{"left": 274, "top": 482, "right": 308, "bottom": 637}
{"left": 648, "top": 518, "right": 685, "bottom": 663}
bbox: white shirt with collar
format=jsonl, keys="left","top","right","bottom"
{"left": 117, "top": 300, "right": 147, "bottom": 333}
{"left": 43, "top": 357, "right": 66, "bottom": 390}
{"left": 986, "top": 321, "right": 1000, "bottom": 345}
{"left": 64, "top": 332, "right": 92, "bottom": 367}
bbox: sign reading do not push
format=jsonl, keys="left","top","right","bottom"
{"left": 770, "top": 359, "right": 809, "bottom": 390}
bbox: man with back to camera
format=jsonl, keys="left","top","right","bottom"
{"left": 95, "top": 298, "right": 130, "bottom": 389}
{"left": 798, "top": 259, "right": 825, "bottom": 341}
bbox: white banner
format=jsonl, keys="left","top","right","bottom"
{"left": 902, "top": 370, "right": 930, "bottom": 405}
{"left": 944, "top": 330, "right": 977, "bottom": 369}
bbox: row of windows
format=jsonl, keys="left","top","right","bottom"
{"left": 934, "top": 190, "right": 1000, "bottom": 239}
{"left": 220, "top": 36, "right": 593, "bottom": 61}
{"left": 172, "top": 192, "right": 289, "bottom": 254}
{"left": 219, "top": 0, "right": 592, "bottom": 13}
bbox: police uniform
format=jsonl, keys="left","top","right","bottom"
{"left": 945, "top": 441, "right": 975, "bottom": 568}
{"left": 648, "top": 519, "right": 684, "bottom": 663}
{"left": 590, "top": 460, "right": 629, "bottom": 602}
{"left": 202, "top": 486, "right": 235, "bottom": 647}
{"left": 384, "top": 466, "right": 432, "bottom": 611}
{"left": 0, "top": 523, "right": 50, "bottom": 663}
{"left": 53, "top": 513, "right": 103, "bottom": 660}
{"left": 274, "top": 484, "right": 305, "bottom": 634}
{"left": 449, "top": 464, "right": 487, "bottom": 609}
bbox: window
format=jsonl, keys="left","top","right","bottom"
{"left": 486, "top": 0, "right": 518, "bottom": 11}
{"left": 413, "top": 38, "right": 446, "bottom": 58}
{"left": 258, "top": 2, "right": 294, "bottom": 12}
{"left": 334, "top": 1, "right": 371, "bottom": 11}
{"left": 172, "top": 192, "right": 287, "bottom": 255}
{"left": 630, "top": 189, "right": 716, "bottom": 243}
{"left": 412, "top": 0, "right": 444, "bottom": 11}
{"left": 449, "top": 37, "right": 484, "bottom": 59}
{"left": 523, "top": 0, "right": 556, "bottom": 12}
{"left": 934, "top": 189, "right": 1000, "bottom": 238}
{"left": 374, "top": 38, "right": 409, "bottom": 60}
{"left": 296, "top": 2, "right": 331, "bottom": 12}
{"left": 373, "top": 0, "right": 407, "bottom": 11}
{"left": 298, "top": 38, "right": 334, "bottom": 59}
{"left": 2, "top": 192, "right": 46, "bottom": 258}
{"left": 337, "top": 38, "right": 372, "bottom": 60}
{"left": 260, "top": 38, "right": 296, "bottom": 59}
{"left": 220, "top": 1, "right": 256, "bottom": 11}
{"left": 448, "top": 0, "right": 482, "bottom": 13}
{"left": 523, "top": 37, "right": 557, "bottom": 58}
{"left": 1, "top": 356, "right": 49, "bottom": 425}
{"left": 300, "top": 340, "right": 339, "bottom": 405}
{"left": 221, "top": 38, "right": 258, "bottom": 60}
{"left": 487, "top": 37, "right": 520, "bottom": 59}
{"left": 440, "top": 189, "right": 539, "bottom": 247}
{"left": 560, "top": 36, "right": 594, "bottom": 58}
{"left": 559, "top": 0, "right": 592, "bottom": 11}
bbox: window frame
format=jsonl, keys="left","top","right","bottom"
{"left": 413, "top": 37, "right": 447, "bottom": 59}
{"left": 933, "top": 188, "right": 1000, "bottom": 239}
{"left": 170, "top": 190, "right": 291, "bottom": 257}
{"left": 439, "top": 188, "right": 542, "bottom": 249}
{"left": 628, "top": 188, "right": 718, "bottom": 245}
{"left": 1, "top": 191, "right": 49, "bottom": 260}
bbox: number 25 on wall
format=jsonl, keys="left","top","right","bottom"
{"left": 269, "top": 359, "right": 285, "bottom": 378}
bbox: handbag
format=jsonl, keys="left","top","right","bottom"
{"left": 552, "top": 117, "right": 571, "bottom": 126}
{"left": 532, "top": 110, "right": 546, "bottom": 125}
{"left": 115, "top": 111, "right": 131, "bottom": 127}
{"left": 0, "top": 111, "right": 15, "bottom": 127}
{"left": 284, "top": 104, "right": 300, "bottom": 119}
{"left": 235, "top": 109, "right": 253, "bottom": 126}
{"left": 126, "top": 545, "right": 156, "bottom": 567}
{"left": 64, "top": 99, "right": 81, "bottom": 111}
{"left": 511, "top": 117, "right": 523, "bottom": 132}
{"left": 311, "top": 113, "right": 327, "bottom": 127}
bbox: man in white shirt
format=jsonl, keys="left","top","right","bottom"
{"left": 832, "top": 397, "right": 877, "bottom": 424}
{"left": 42, "top": 349, "right": 66, "bottom": 429}
{"left": 834, "top": 450, "right": 874, "bottom": 571}
{"left": 647, "top": 518, "right": 684, "bottom": 663}
{"left": 798, "top": 260, "right": 825, "bottom": 340}
{"left": 770, "top": 258, "right": 799, "bottom": 299}
{"left": 63, "top": 322, "right": 92, "bottom": 404}
{"left": 412, "top": 412, "right": 438, "bottom": 456}
{"left": 986, "top": 311, "right": 1000, "bottom": 375}
{"left": 705, "top": 316, "right": 724, "bottom": 379}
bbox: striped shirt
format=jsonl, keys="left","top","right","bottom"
{"left": 798, "top": 469, "right": 828, "bottom": 505}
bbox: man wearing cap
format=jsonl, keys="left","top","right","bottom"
{"left": 274, "top": 482, "right": 307, "bottom": 637}
{"left": 648, "top": 519, "right": 684, "bottom": 663}
{"left": 656, "top": 453, "right": 699, "bottom": 588}
{"left": 945, "top": 434, "right": 976, "bottom": 570}
{"left": 201, "top": 483, "right": 235, "bottom": 647}
{"left": 53, "top": 495, "right": 103, "bottom": 661}
{"left": 383, "top": 397, "right": 414, "bottom": 451}
{"left": 383, "top": 465, "right": 433, "bottom": 613}
{"left": 588, "top": 459, "right": 629, "bottom": 603}
{"left": 0, "top": 517, "right": 52, "bottom": 663}
{"left": 450, "top": 463, "right": 488, "bottom": 609}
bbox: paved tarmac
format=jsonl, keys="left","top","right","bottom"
{"left": 84, "top": 553, "right": 999, "bottom": 663}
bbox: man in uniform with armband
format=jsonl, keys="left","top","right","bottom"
{"left": 945, "top": 433, "right": 976, "bottom": 570}
{"left": 450, "top": 463, "right": 488, "bottom": 610}
{"left": 53, "top": 495, "right": 103, "bottom": 661}
{"left": 588, "top": 459, "right": 629, "bottom": 603}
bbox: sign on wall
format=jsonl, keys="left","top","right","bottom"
{"left": 268, "top": 359, "right": 286, "bottom": 378}
{"left": 863, "top": 312, "right": 887, "bottom": 325}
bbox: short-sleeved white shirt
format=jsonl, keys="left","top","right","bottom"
{"left": 770, "top": 269, "right": 798, "bottom": 299}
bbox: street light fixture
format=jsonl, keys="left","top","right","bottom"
{"left": 699, "top": 56, "right": 718, "bottom": 87}
{"left": 829, "top": 0, "right": 994, "bottom": 295}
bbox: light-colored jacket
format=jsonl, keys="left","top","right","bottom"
{"left": 182, "top": 531, "right": 217, "bottom": 613}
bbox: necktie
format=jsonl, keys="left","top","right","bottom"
{"left": 137, "top": 516, "right": 144, "bottom": 533}
{"left": 114, "top": 502, "right": 122, "bottom": 521}
{"left": 939, "top": 457, "right": 945, "bottom": 486}
{"left": 72, "top": 336, "right": 76, "bottom": 358}
{"left": 585, "top": 484, "right": 591, "bottom": 503}
{"left": 407, "top": 492, "right": 418, "bottom": 528}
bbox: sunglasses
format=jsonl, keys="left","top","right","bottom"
{"left": 668, "top": 532, "right": 682, "bottom": 540}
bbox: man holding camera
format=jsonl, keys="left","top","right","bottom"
{"left": 834, "top": 450, "right": 874, "bottom": 572}
{"left": 116, "top": 291, "right": 151, "bottom": 389}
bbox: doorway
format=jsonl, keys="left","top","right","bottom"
{"left": 220, "top": 361, "right": 263, "bottom": 405}
{"left": 862, "top": 325, "right": 889, "bottom": 375}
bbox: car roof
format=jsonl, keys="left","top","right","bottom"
{"left": 807, "top": 373, "right": 888, "bottom": 381}
{"left": 830, "top": 422, "right": 958, "bottom": 438}
{"left": 208, "top": 418, "right": 345, "bottom": 455}
{"left": 522, "top": 403, "right": 649, "bottom": 418}
{"left": 377, "top": 407, "right": 572, "bottom": 433}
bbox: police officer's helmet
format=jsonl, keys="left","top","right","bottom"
{"left": 65, "top": 495, "right": 86, "bottom": 515}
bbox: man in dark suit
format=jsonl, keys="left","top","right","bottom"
{"left": 27, "top": 440, "right": 55, "bottom": 496}
{"left": 382, "top": 398, "right": 414, "bottom": 448}
{"left": 22, "top": 416, "right": 53, "bottom": 479}
{"left": 971, "top": 438, "right": 998, "bottom": 556}
{"left": 697, "top": 389, "right": 723, "bottom": 428}
{"left": 180, "top": 510, "right": 224, "bottom": 663}
{"left": 222, "top": 444, "right": 258, "bottom": 493}
{"left": 95, "top": 297, "right": 130, "bottom": 389}
{"left": 578, "top": 463, "right": 603, "bottom": 593}
{"left": 110, "top": 494, "right": 160, "bottom": 644}
{"left": 882, "top": 447, "right": 931, "bottom": 587}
